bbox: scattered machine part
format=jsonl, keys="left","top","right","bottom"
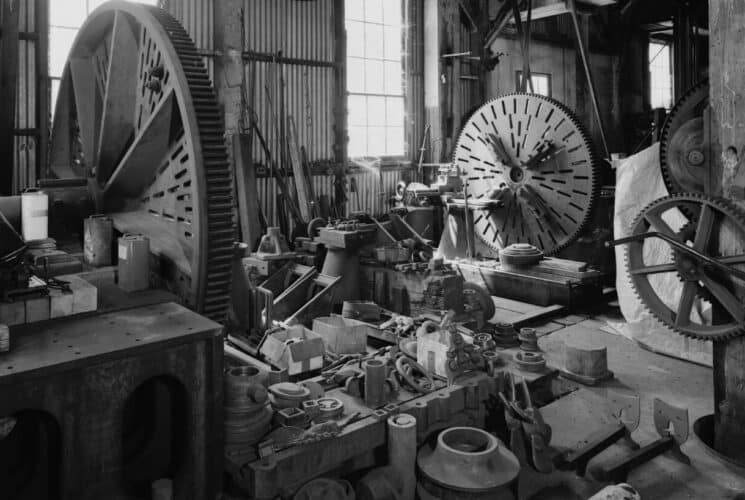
{"left": 518, "top": 327, "right": 540, "bottom": 352}
{"left": 556, "top": 392, "right": 641, "bottom": 476}
{"left": 499, "top": 373, "right": 553, "bottom": 473}
{"left": 561, "top": 337, "right": 614, "bottom": 385}
{"left": 513, "top": 351, "right": 546, "bottom": 372}
{"left": 593, "top": 398, "right": 690, "bottom": 482}
{"left": 499, "top": 243, "right": 544, "bottom": 270}
{"left": 450, "top": 93, "right": 600, "bottom": 255}
{"left": 417, "top": 427, "right": 520, "bottom": 499}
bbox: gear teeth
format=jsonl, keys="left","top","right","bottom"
{"left": 452, "top": 92, "right": 601, "bottom": 256}
{"left": 624, "top": 193, "right": 745, "bottom": 341}
{"left": 138, "top": 5, "right": 236, "bottom": 323}
{"left": 659, "top": 79, "right": 709, "bottom": 198}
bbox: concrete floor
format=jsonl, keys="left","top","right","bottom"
{"left": 519, "top": 314, "right": 745, "bottom": 500}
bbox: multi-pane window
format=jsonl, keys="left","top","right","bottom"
{"left": 49, "top": 0, "right": 159, "bottom": 116}
{"left": 649, "top": 41, "right": 672, "bottom": 110}
{"left": 516, "top": 72, "right": 552, "bottom": 97}
{"left": 345, "top": 0, "right": 405, "bottom": 157}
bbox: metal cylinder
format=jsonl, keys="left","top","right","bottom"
{"left": 151, "top": 478, "right": 173, "bottom": 500}
{"left": 21, "top": 189, "right": 48, "bottom": 241}
{"left": 388, "top": 413, "right": 417, "bottom": 500}
{"left": 117, "top": 234, "right": 150, "bottom": 292}
{"left": 364, "top": 359, "right": 387, "bottom": 408}
{"left": 84, "top": 215, "right": 113, "bottom": 266}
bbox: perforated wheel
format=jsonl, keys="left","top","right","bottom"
{"left": 50, "top": 2, "right": 235, "bottom": 321}
{"left": 453, "top": 93, "right": 600, "bottom": 255}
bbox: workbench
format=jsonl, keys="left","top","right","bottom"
{"left": 0, "top": 302, "right": 223, "bottom": 500}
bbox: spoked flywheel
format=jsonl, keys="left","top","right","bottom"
{"left": 659, "top": 79, "right": 709, "bottom": 196}
{"left": 620, "top": 194, "right": 745, "bottom": 341}
{"left": 452, "top": 93, "right": 600, "bottom": 255}
{"left": 50, "top": 2, "right": 236, "bottom": 321}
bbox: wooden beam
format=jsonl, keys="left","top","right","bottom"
{"left": 709, "top": 0, "right": 745, "bottom": 464}
{"left": 232, "top": 133, "right": 263, "bottom": 250}
{"left": 0, "top": 0, "right": 20, "bottom": 194}
{"left": 96, "top": 11, "right": 138, "bottom": 182}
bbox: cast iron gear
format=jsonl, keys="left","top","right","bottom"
{"left": 659, "top": 79, "right": 709, "bottom": 196}
{"left": 50, "top": 2, "right": 236, "bottom": 321}
{"left": 624, "top": 193, "right": 745, "bottom": 341}
{"left": 453, "top": 93, "right": 600, "bottom": 255}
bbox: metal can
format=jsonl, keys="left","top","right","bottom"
{"left": 83, "top": 215, "right": 113, "bottom": 266}
{"left": 117, "top": 234, "right": 150, "bottom": 292}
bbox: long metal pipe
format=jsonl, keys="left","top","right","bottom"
{"left": 566, "top": 0, "right": 610, "bottom": 159}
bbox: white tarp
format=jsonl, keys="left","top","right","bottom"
{"left": 609, "top": 143, "right": 712, "bottom": 366}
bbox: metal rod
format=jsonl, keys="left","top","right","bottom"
{"left": 606, "top": 232, "right": 745, "bottom": 282}
{"left": 566, "top": 0, "right": 610, "bottom": 159}
{"left": 242, "top": 50, "right": 337, "bottom": 69}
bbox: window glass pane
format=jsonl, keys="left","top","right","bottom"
{"left": 386, "top": 127, "right": 404, "bottom": 155}
{"left": 347, "top": 21, "right": 365, "bottom": 57}
{"left": 386, "top": 97, "right": 404, "bottom": 128}
{"left": 367, "top": 96, "right": 386, "bottom": 126}
{"left": 348, "top": 95, "right": 367, "bottom": 126}
{"left": 365, "top": 59, "right": 384, "bottom": 94}
{"left": 50, "top": 79, "right": 61, "bottom": 119}
{"left": 364, "top": 23, "right": 384, "bottom": 59}
{"left": 368, "top": 126, "right": 386, "bottom": 155}
{"left": 347, "top": 57, "right": 366, "bottom": 93}
{"left": 364, "top": 0, "right": 384, "bottom": 23}
{"left": 649, "top": 42, "right": 672, "bottom": 109}
{"left": 383, "top": 0, "right": 402, "bottom": 27}
{"left": 345, "top": 0, "right": 366, "bottom": 21}
{"left": 384, "top": 61, "right": 402, "bottom": 96}
{"left": 532, "top": 75, "right": 550, "bottom": 96}
{"left": 383, "top": 26, "right": 401, "bottom": 61}
{"left": 50, "top": 0, "right": 87, "bottom": 28}
{"left": 50, "top": 27, "right": 78, "bottom": 77}
{"left": 349, "top": 126, "right": 368, "bottom": 157}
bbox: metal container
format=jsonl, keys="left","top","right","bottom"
{"left": 84, "top": 215, "right": 113, "bottom": 267}
{"left": 117, "top": 234, "right": 150, "bottom": 292}
{"left": 21, "top": 189, "right": 48, "bottom": 241}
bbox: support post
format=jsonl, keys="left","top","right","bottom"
{"left": 709, "top": 0, "right": 745, "bottom": 464}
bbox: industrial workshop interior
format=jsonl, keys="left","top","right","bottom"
{"left": 2, "top": 0, "right": 745, "bottom": 498}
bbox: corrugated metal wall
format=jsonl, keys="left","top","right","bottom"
{"left": 12, "top": 0, "right": 41, "bottom": 193}
{"left": 164, "top": 0, "right": 415, "bottom": 223}
{"left": 9, "top": 0, "right": 48, "bottom": 193}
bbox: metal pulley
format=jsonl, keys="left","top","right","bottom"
{"left": 49, "top": 2, "right": 236, "bottom": 321}
{"left": 451, "top": 93, "right": 600, "bottom": 255}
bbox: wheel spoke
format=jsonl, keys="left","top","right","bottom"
{"left": 675, "top": 282, "right": 697, "bottom": 327}
{"left": 699, "top": 274, "right": 745, "bottom": 323}
{"left": 629, "top": 263, "right": 678, "bottom": 276}
{"left": 97, "top": 11, "right": 139, "bottom": 182}
{"left": 693, "top": 203, "right": 715, "bottom": 252}
{"left": 104, "top": 89, "right": 176, "bottom": 197}
{"left": 644, "top": 213, "right": 680, "bottom": 241}
{"left": 69, "top": 57, "right": 101, "bottom": 168}
{"left": 719, "top": 254, "right": 745, "bottom": 265}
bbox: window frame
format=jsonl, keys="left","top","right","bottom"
{"left": 515, "top": 71, "right": 552, "bottom": 98}
{"left": 345, "top": 0, "right": 406, "bottom": 160}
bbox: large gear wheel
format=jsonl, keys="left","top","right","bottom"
{"left": 50, "top": 2, "right": 236, "bottom": 321}
{"left": 625, "top": 193, "right": 745, "bottom": 341}
{"left": 453, "top": 93, "right": 600, "bottom": 255}
{"left": 659, "top": 79, "right": 709, "bottom": 196}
